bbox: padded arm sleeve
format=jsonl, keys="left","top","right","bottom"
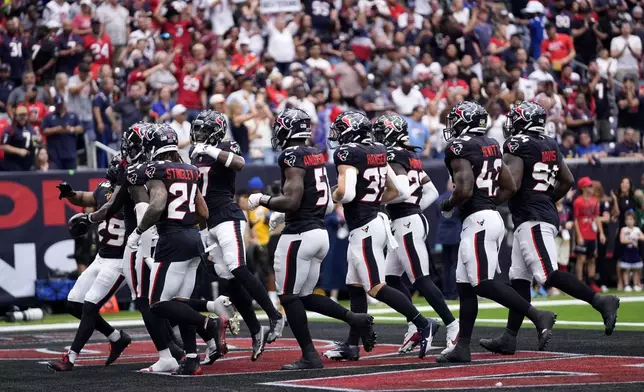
{"left": 338, "top": 167, "right": 358, "bottom": 204}
{"left": 419, "top": 179, "right": 439, "bottom": 211}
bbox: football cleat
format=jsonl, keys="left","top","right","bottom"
{"left": 399, "top": 322, "right": 419, "bottom": 354}
{"left": 479, "top": 330, "right": 517, "bottom": 355}
{"left": 534, "top": 310, "right": 557, "bottom": 351}
{"left": 139, "top": 357, "right": 179, "bottom": 373}
{"left": 436, "top": 340, "right": 471, "bottom": 363}
{"left": 251, "top": 326, "right": 271, "bottom": 361}
{"left": 213, "top": 296, "right": 241, "bottom": 336}
{"left": 47, "top": 354, "right": 74, "bottom": 372}
{"left": 593, "top": 295, "right": 620, "bottom": 336}
{"left": 267, "top": 314, "right": 285, "bottom": 343}
{"left": 105, "top": 330, "right": 132, "bottom": 366}
{"left": 442, "top": 320, "right": 460, "bottom": 355}
{"left": 418, "top": 318, "right": 440, "bottom": 359}
{"left": 359, "top": 319, "right": 377, "bottom": 352}
{"left": 281, "top": 356, "right": 324, "bottom": 370}
{"left": 323, "top": 342, "right": 360, "bottom": 361}
{"left": 202, "top": 316, "right": 228, "bottom": 365}
{"left": 173, "top": 356, "right": 202, "bottom": 376}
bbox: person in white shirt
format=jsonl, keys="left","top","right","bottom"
{"left": 247, "top": 93, "right": 275, "bottom": 164}
{"left": 170, "top": 104, "right": 192, "bottom": 163}
{"left": 96, "top": 0, "right": 130, "bottom": 63}
{"left": 277, "top": 83, "right": 317, "bottom": 127}
{"left": 451, "top": 0, "right": 470, "bottom": 26}
{"left": 596, "top": 47, "right": 618, "bottom": 79}
{"left": 305, "top": 44, "right": 332, "bottom": 76}
{"left": 267, "top": 17, "right": 296, "bottom": 75}
{"left": 486, "top": 102, "right": 507, "bottom": 146}
{"left": 528, "top": 56, "right": 555, "bottom": 83}
{"left": 43, "top": 0, "right": 70, "bottom": 24}
{"left": 610, "top": 22, "right": 642, "bottom": 81}
{"left": 207, "top": 0, "right": 234, "bottom": 36}
{"left": 391, "top": 77, "right": 426, "bottom": 116}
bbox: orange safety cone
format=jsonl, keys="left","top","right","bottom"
{"left": 99, "top": 296, "right": 120, "bottom": 314}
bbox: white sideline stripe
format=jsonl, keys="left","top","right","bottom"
{"left": 1, "top": 296, "right": 643, "bottom": 333}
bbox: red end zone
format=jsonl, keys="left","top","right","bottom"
{"left": 266, "top": 354, "right": 644, "bottom": 391}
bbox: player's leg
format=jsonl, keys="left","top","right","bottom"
{"left": 576, "top": 252, "right": 587, "bottom": 281}
{"left": 397, "top": 214, "right": 458, "bottom": 354}
{"left": 364, "top": 217, "right": 438, "bottom": 359}
{"left": 216, "top": 220, "right": 284, "bottom": 340}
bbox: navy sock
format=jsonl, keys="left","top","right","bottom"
{"left": 232, "top": 266, "right": 281, "bottom": 320}
{"left": 184, "top": 298, "right": 209, "bottom": 312}
{"left": 179, "top": 324, "right": 198, "bottom": 354}
{"left": 300, "top": 294, "right": 350, "bottom": 323}
{"left": 225, "top": 278, "right": 261, "bottom": 335}
{"left": 385, "top": 275, "right": 412, "bottom": 301}
{"left": 456, "top": 283, "right": 478, "bottom": 342}
{"left": 70, "top": 301, "right": 100, "bottom": 354}
{"left": 347, "top": 286, "right": 367, "bottom": 346}
{"left": 137, "top": 298, "right": 170, "bottom": 352}
{"left": 505, "top": 279, "right": 532, "bottom": 333}
{"left": 281, "top": 296, "right": 315, "bottom": 354}
{"left": 375, "top": 285, "right": 429, "bottom": 329}
{"left": 548, "top": 270, "right": 596, "bottom": 304}
{"left": 67, "top": 301, "right": 83, "bottom": 320}
{"left": 474, "top": 280, "right": 532, "bottom": 317}
{"left": 151, "top": 299, "right": 207, "bottom": 330}
{"left": 413, "top": 275, "right": 455, "bottom": 325}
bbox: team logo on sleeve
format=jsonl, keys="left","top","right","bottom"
{"left": 284, "top": 152, "right": 296, "bottom": 167}
{"left": 387, "top": 152, "right": 395, "bottom": 162}
{"left": 507, "top": 141, "right": 519, "bottom": 153}
{"left": 337, "top": 149, "right": 349, "bottom": 162}
{"left": 145, "top": 165, "right": 156, "bottom": 179}
{"left": 230, "top": 142, "right": 241, "bottom": 155}
{"left": 127, "top": 173, "right": 138, "bottom": 185}
{"left": 450, "top": 142, "right": 463, "bottom": 155}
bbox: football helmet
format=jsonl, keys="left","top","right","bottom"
{"left": 271, "top": 108, "right": 312, "bottom": 150}
{"left": 142, "top": 123, "right": 179, "bottom": 160}
{"left": 443, "top": 101, "right": 488, "bottom": 141}
{"left": 503, "top": 101, "right": 547, "bottom": 138}
{"left": 329, "top": 111, "right": 372, "bottom": 145}
{"left": 121, "top": 122, "right": 153, "bottom": 163}
{"left": 191, "top": 110, "right": 227, "bottom": 145}
{"left": 372, "top": 113, "right": 409, "bottom": 147}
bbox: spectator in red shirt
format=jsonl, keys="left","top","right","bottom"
{"left": 21, "top": 86, "right": 48, "bottom": 138}
{"left": 230, "top": 36, "right": 259, "bottom": 75}
{"left": 83, "top": 19, "right": 112, "bottom": 66}
{"left": 177, "top": 61, "right": 209, "bottom": 121}
{"left": 154, "top": 0, "right": 193, "bottom": 52}
{"left": 266, "top": 73, "right": 287, "bottom": 109}
{"left": 72, "top": 0, "right": 93, "bottom": 36}
{"left": 387, "top": 0, "right": 406, "bottom": 20}
{"left": 541, "top": 24, "right": 576, "bottom": 73}
{"left": 443, "top": 62, "right": 469, "bottom": 98}
{"left": 573, "top": 176, "right": 606, "bottom": 293}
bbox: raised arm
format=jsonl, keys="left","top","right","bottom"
{"left": 192, "top": 144, "right": 245, "bottom": 171}
{"left": 56, "top": 182, "right": 98, "bottom": 208}
{"left": 137, "top": 179, "right": 167, "bottom": 233}
{"left": 89, "top": 184, "right": 128, "bottom": 223}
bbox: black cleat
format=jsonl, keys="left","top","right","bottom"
{"left": 173, "top": 356, "right": 202, "bottom": 375}
{"left": 203, "top": 316, "right": 228, "bottom": 364}
{"left": 436, "top": 341, "right": 471, "bottom": 363}
{"left": 281, "top": 356, "right": 324, "bottom": 370}
{"left": 418, "top": 319, "right": 440, "bottom": 359}
{"left": 169, "top": 340, "right": 185, "bottom": 362}
{"left": 593, "top": 295, "right": 620, "bottom": 336}
{"left": 479, "top": 331, "right": 517, "bottom": 355}
{"left": 47, "top": 354, "right": 74, "bottom": 372}
{"left": 251, "top": 326, "right": 270, "bottom": 361}
{"left": 323, "top": 342, "right": 360, "bottom": 361}
{"left": 267, "top": 315, "right": 285, "bottom": 343}
{"left": 533, "top": 310, "right": 557, "bottom": 351}
{"left": 105, "top": 330, "right": 132, "bottom": 366}
{"left": 349, "top": 313, "right": 374, "bottom": 328}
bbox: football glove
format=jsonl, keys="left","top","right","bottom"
{"left": 57, "top": 182, "right": 76, "bottom": 200}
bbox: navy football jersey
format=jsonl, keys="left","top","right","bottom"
{"left": 93, "top": 181, "right": 126, "bottom": 259}
{"left": 334, "top": 142, "right": 388, "bottom": 230}
{"left": 115, "top": 161, "right": 141, "bottom": 236}
{"left": 278, "top": 145, "right": 328, "bottom": 234}
{"left": 504, "top": 134, "right": 562, "bottom": 228}
{"left": 385, "top": 146, "right": 427, "bottom": 220}
{"left": 444, "top": 135, "right": 501, "bottom": 221}
{"left": 191, "top": 141, "right": 246, "bottom": 228}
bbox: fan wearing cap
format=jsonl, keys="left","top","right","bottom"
{"left": 231, "top": 36, "right": 260, "bottom": 75}
{"left": 1, "top": 105, "right": 37, "bottom": 171}
{"left": 72, "top": 0, "right": 95, "bottom": 36}
{"left": 153, "top": 0, "right": 194, "bottom": 51}
{"left": 42, "top": 95, "right": 83, "bottom": 170}
{"left": 83, "top": 19, "right": 113, "bottom": 66}
{"left": 573, "top": 177, "right": 606, "bottom": 291}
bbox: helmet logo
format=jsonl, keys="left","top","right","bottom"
{"left": 215, "top": 116, "right": 224, "bottom": 128}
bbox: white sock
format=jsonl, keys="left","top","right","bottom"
{"left": 107, "top": 330, "right": 121, "bottom": 342}
{"left": 67, "top": 350, "right": 78, "bottom": 364}
{"left": 186, "top": 353, "right": 198, "bottom": 359}
{"left": 206, "top": 301, "right": 216, "bottom": 313}
{"left": 206, "top": 339, "right": 216, "bottom": 350}
{"left": 159, "top": 348, "right": 172, "bottom": 359}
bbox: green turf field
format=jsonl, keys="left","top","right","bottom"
{"left": 2, "top": 291, "right": 643, "bottom": 332}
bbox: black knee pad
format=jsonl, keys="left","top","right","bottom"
{"left": 66, "top": 301, "right": 83, "bottom": 319}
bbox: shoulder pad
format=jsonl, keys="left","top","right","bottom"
{"left": 279, "top": 147, "right": 303, "bottom": 169}
{"left": 504, "top": 135, "right": 531, "bottom": 155}
{"left": 334, "top": 145, "right": 359, "bottom": 165}
{"left": 220, "top": 140, "right": 241, "bottom": 155}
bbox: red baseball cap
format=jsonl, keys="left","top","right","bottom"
{"left": 577, "top": 177, "right": 593, "bottom": 189}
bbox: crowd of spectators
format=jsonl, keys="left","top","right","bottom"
{"left": 2, "top": 0, "right": 644, "bottom": 172}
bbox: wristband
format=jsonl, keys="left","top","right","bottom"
{"left": 207, "top": 146, "right": 222, "bottom": 160}
{"left": 224, "top": 152, "right": 234, "bottom": 167}
{"left": 259, "top": 195, "right": 272, "bottom": 207}
{"left": 135, "top": 227, "right": 143, "bottom": 235}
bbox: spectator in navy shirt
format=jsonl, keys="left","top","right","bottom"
{"left": 56, "top": 20, "right": 85, "bottom": 76}
{"left": 0, "top": 18, "right": 30, "bottom": 86}
{"left": 576, "top": 130, "right": 607, "bottom": 158}
{"left": 93, "top": 77, "right": 118, "bottom": 168}
{"left": 0, "top": 64, "right": 15, "bottom": 119}
{"left": 42, "top": 95, "right": 83, "bottom": 170}
{"left": 559, "top": 130, "right": 578, "bottom": 158}
{"left": 613, "top": 127, "right": 643, "bottom": 157}
{"left": 1, "top": 106, "right": 37, "bottom": 171}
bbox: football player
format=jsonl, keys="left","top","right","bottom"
{"left": 479, "top": 101, "right": 620, "bottom": 355}
{"left": 47, "top": 156, "right": 131, "bottom": 371}
{"left": 247, "top": 109, "right": 375, "bottom": 370}
{"left": 126, "top": 125, "right": 227, "bottom": 376}
{"left": 436, "top": 101, "right": 557, "bottom": 363}
{"left": 372, "top": 114, "right": 460, "bottom": 355}
{"left": 190, "top": 110, "right": 285, "bottom": 360}
{"left": 322, "top": 111, "right": 439, "bottom": 361}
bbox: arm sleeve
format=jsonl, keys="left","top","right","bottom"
{"left": 338, "top": 167, "right": 358, "bottom": 203}
{"left": 419, "top": 177, "right": 439, "bottom": 211}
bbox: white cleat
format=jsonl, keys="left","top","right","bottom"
{"left": 212, "top": 296, "right": 241, "bottom": 336}
{"left": 139, "top": 357, "right": 179, "bottom": 373}
{"left": 442, "top": 320, "right": 460, "bottom": 355}
{"left": 399, "top": 322, "right": 420, "bottom": 354}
